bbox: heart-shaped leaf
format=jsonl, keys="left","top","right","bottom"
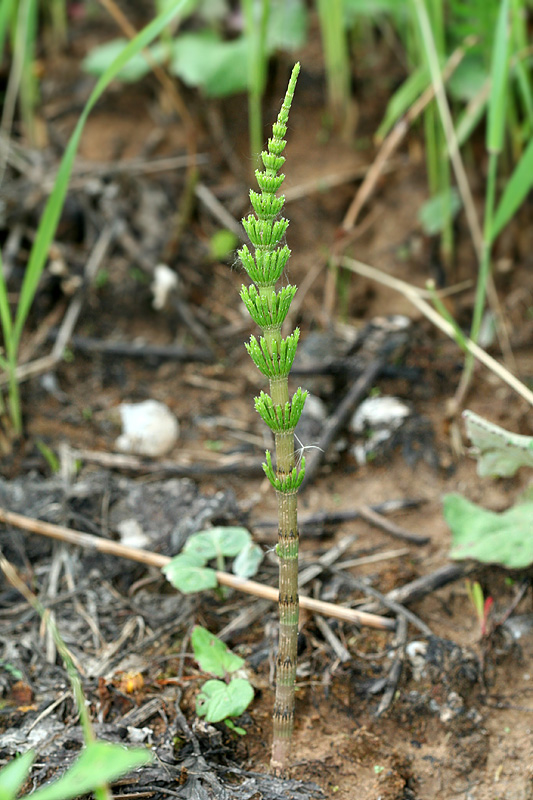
{"left": 191, "top": 626, "right": 244, "bottom": 677}
{"left": 195, "top": 678, "right": 254, "bottom": 723}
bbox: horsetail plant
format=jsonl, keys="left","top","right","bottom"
{"left": 238, "top": 62, "right": 306, "bottom": 775}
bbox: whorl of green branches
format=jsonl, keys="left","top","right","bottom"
{"left": 238, "top": 62, "right": 307, "bottom": 494}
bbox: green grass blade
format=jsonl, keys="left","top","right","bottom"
{"left": 13, "top": 0, "right": 187, "bottom": 347}
{"left": 510, "top": 0, "right": 533, "bottom": 128}
{"left": 0, "top": 250, "right": 14, "bottom": 360}
{"left": 0, "top": 0, "right": 16, "bottom": 62}
{"left": 491, "top": 135, "right": 533, "bottom": 241}
{"left": 486, "top": 0, "right": 510, "bottom": 154}
{"left": 0, "top": 246, "right": 22, "bottom": 432}
{"left": 376, "top": 66, "right": 429, "bottom": 141}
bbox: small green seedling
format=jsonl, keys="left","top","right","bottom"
{"left": 191, "top": 626, "right": 254, "bottom": 735}
{"left": 35, "top": 440, "right": 60, "bottom": 473}
{"left": 465, "top": 579, "right": 493, "bottom": 637}
{"left": 0, "top": 742, "right": 151, "bottom": 800}
{"left": 0, "top": 659, "right": 23, "bottom": 680}
{"left": 162, "top": 526, "right": 263, "bottom": 594}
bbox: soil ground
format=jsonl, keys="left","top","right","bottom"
{"left": 1, "top": 8, "right": 533, "bottom": 800}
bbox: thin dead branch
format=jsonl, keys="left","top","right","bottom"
{"left": 0, "top": 508, "right": 396, "bottom": 631}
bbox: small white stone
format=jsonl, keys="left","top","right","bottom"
{"left": 406, "top": 640, "right": 427, "bottom": 682}
{"left": 127, "top": 726, "right": 153, "bottom": 743}
{"left": 302, "top": 393, "right": 327, "bottom": 422}
{"left": 116, "top": 518, "right": 149, "bottom": 549}
{"left": 151, "top": 263, "right": 179, "bottom": 310}
{"left": 116, "top": 399, "right": 179, "bottom": 457}
{"left": 350, "top": 396, "right": 411, "bottom": 433}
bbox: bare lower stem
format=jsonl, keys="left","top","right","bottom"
{"left": 271, "top": 489, "right": 299, "bottom": 774}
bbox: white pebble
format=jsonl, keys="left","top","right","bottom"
{"left": 115, "top": 399, "right": 179, "bottom": 457}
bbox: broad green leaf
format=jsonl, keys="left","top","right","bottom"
{"left": 0, "top": 751, "right": 34, "bottom": 800}
{"left": 82, "top": 39, "right": 169, "bottom": 83}
{"left": 418, "top": 188, "right": 461, "bottom": 236}
{"left": 195, "top": 678, "right": 254, "bottom": 723}
{"left": 232, "top": 541, "right": 264, "bottom": 578}
{"left": 486, "top": 0, "right": 509, "bottom": 154}
{"left": 447, "top": 55, "right": 487, "bottom": 102}
{"left": 170, "top": 31, "right": 249, "bottom": 97}
{"left": 445, "top": 494, "right": 533, "bottom": 569}
{"left": 184, "top": 527, "right": 251, "bottom": 560}
{"left": 26, "top": 742, "right": 151, "bottom": 800}
{"left": 191, "top": 626, "right": 244, "bottom": 677}
{"left": 491, "top": 136, "right": 533, "bottom": 241}
{"left": 463, "top": 410, "right": 533, "bottom": 477}
{"left": 162, "top": 553, "right": 218, "bottom": 594}
{"left": 267, "top": 0, "right": 308, "bottom": 51}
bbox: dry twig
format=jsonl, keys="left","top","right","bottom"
{"left": 0, "top": 508, "right": 396, "bottom": 631}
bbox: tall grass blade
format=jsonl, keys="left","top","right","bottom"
{"left": 19, "top": 0, "right": 38, "bottom": 144}
{"left": 0, "top": 0, "right": 16, "bottom": 61}
{"left": 510, "top": 0, "right": 533, "bottom": 129}
{"left": 491, "top": 136, "right": 533, "bottom": 241}
{"left": 0, "top": 251, "right": 14, "bottom": 358}
{"left": 486, "top": 0, "right": 510, "bottom": 154}
{"left": 12, "top": 0, "right": 188, "bottom": 348}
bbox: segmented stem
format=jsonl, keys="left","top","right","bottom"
{"left": 238, "top": 62, "right": 305, "bottom": 775}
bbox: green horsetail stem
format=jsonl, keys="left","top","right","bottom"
{"left": 238, "top": 62, "right": 306, "bottom": 775}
